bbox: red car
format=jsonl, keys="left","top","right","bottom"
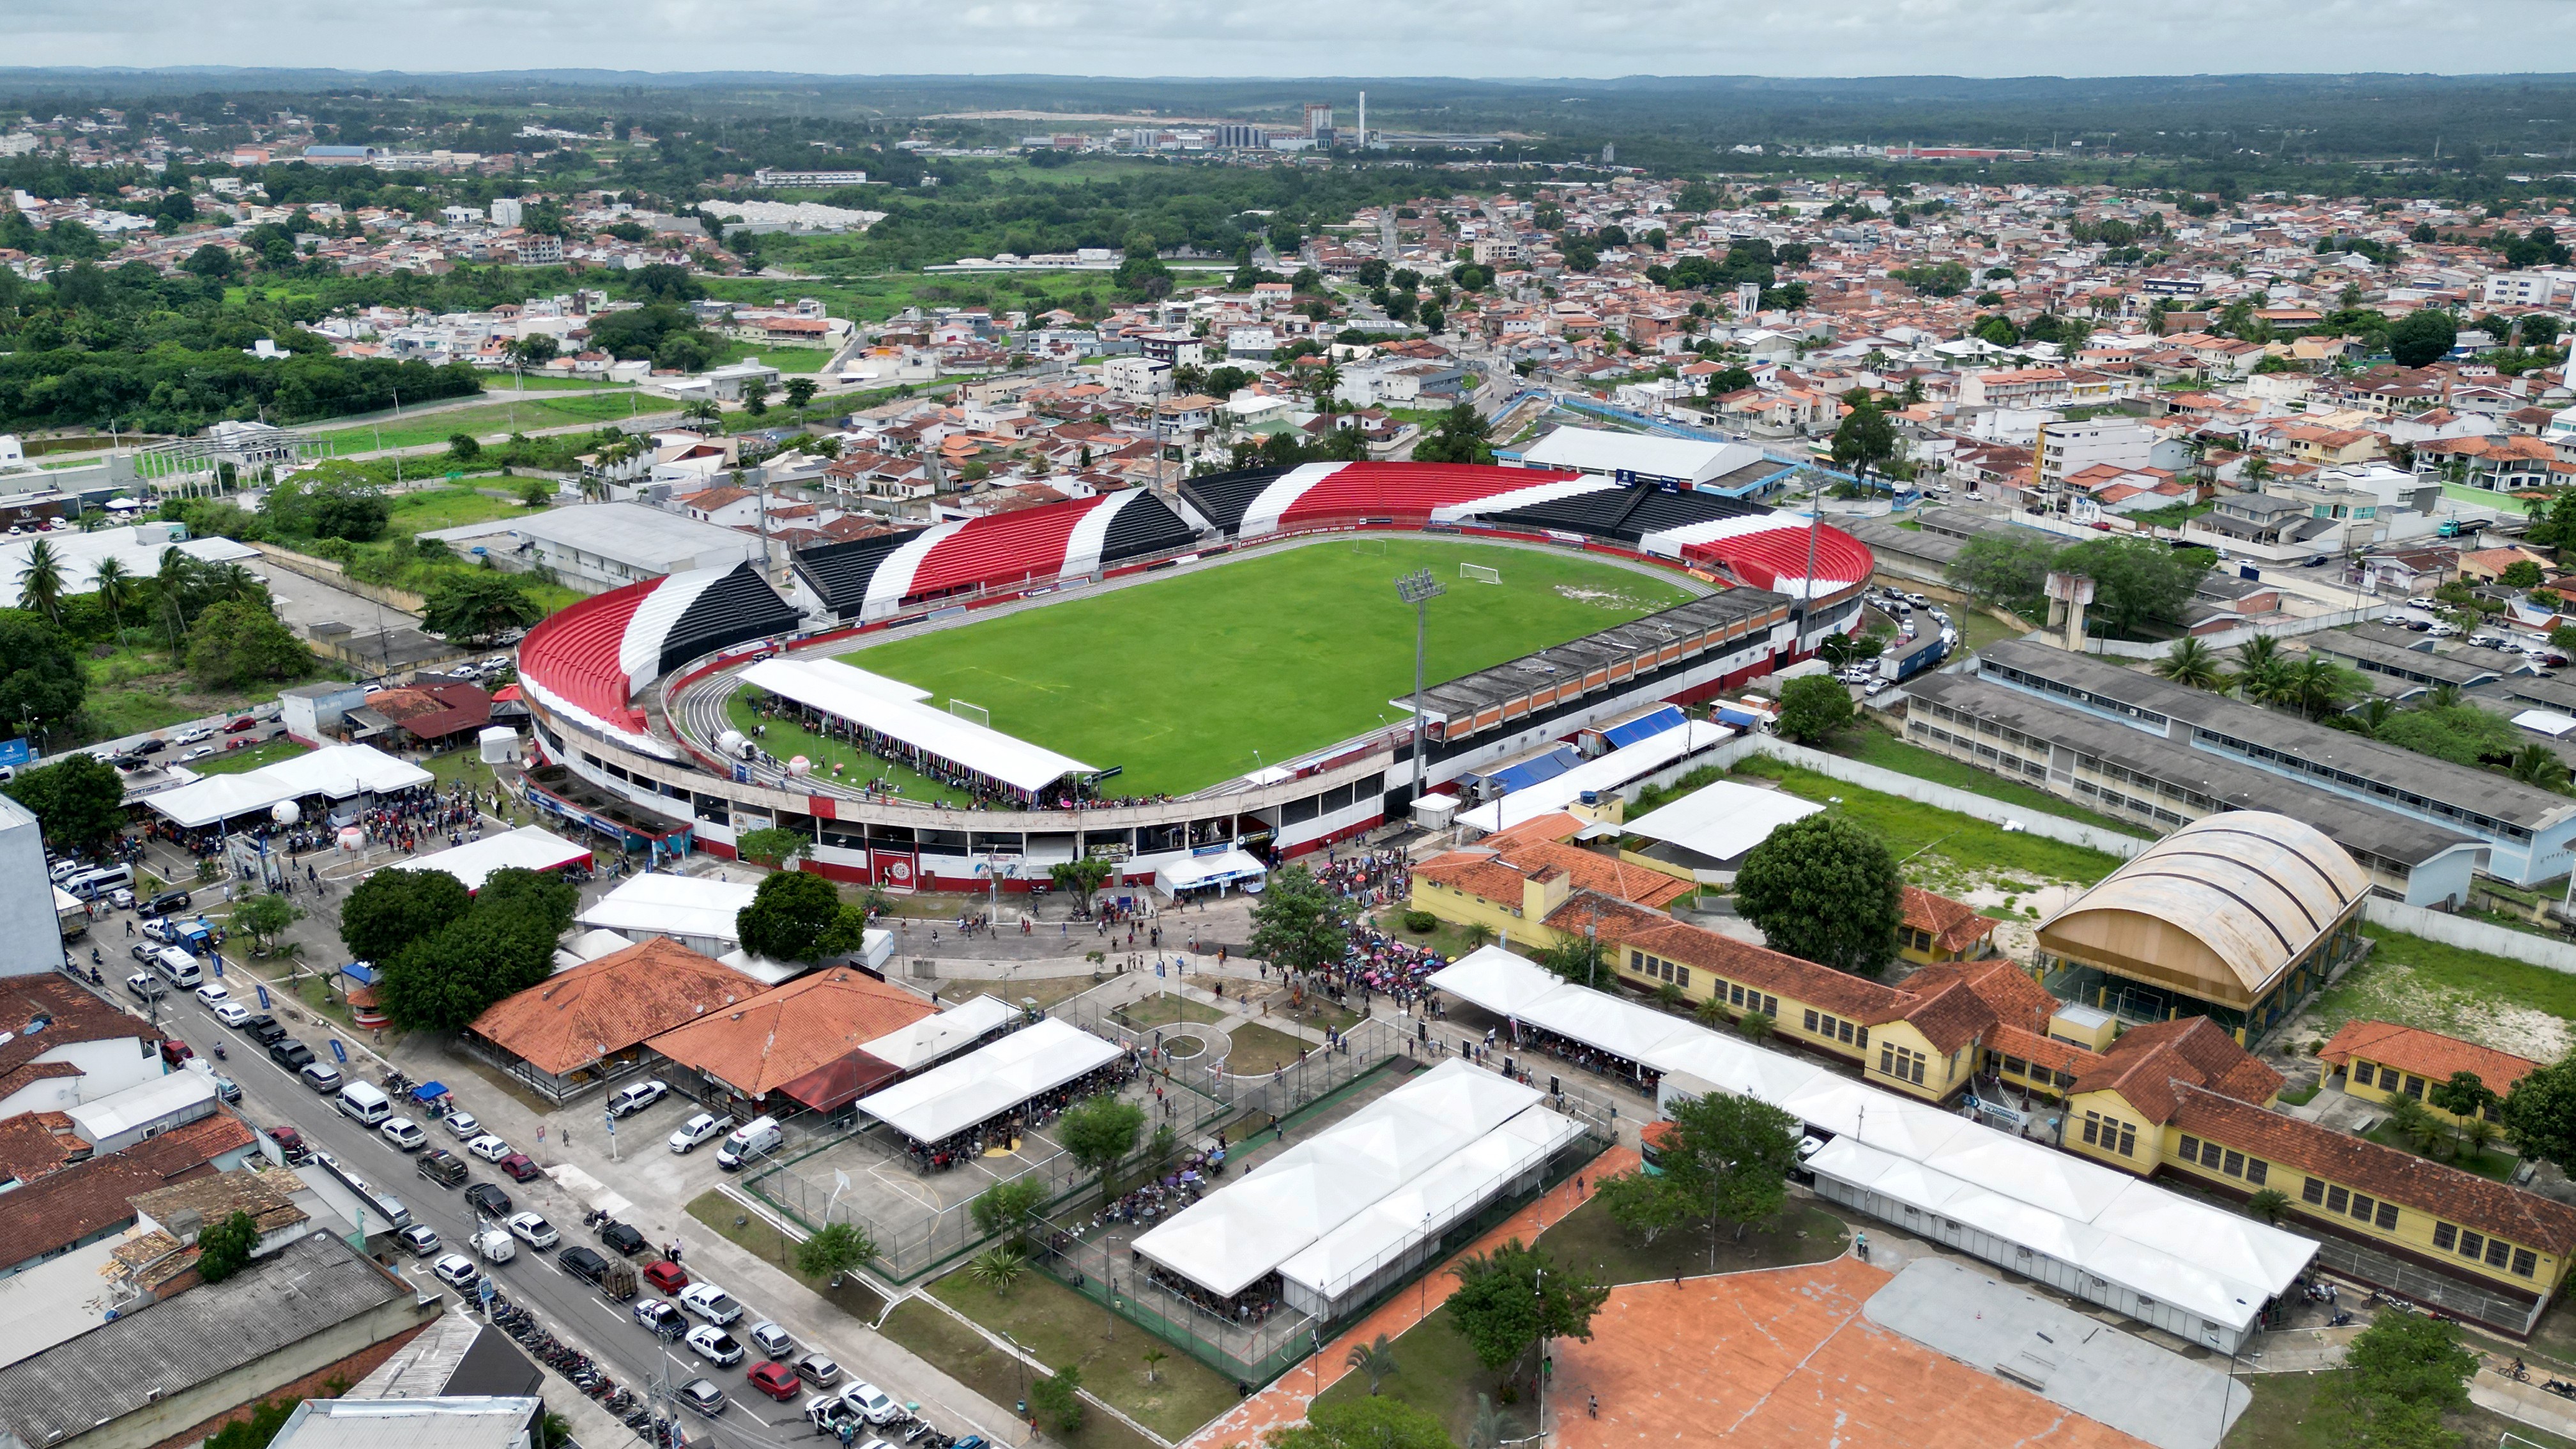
{"left": 497, "top": 1153, "right": 542, "bottom": 1182}
{"left": 643, "top": 1259, "right": 690, "bottom": 1295}
{"left": 160, "top": 1039, "right": 194, "bottom": 1066}
{"left": 224, "top": 717, "right": 259, "bottom": 733}
{"left": 268, "top": 1126, "right": 312, "bottom": 1165}
{"left": 745, "top": 1361, "right": 801, "bottom": 1402}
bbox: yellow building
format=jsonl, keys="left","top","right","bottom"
{"left": 2320, "top": 1020, "right": 2539, "bottom": 1128}
{"left": 1898, "top": 885, "right": 2000, "bottom": 967}
{"left": 1407, "top": 813, "right": 1694, "bottom": 953}
{"left": 2036, "top": 812, "right": 2370, "bottom": 1044}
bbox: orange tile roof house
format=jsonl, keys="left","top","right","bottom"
{"left": 2320, "top": 1020, "right": 2538, "bottom": 1124}
{"left": 648, "top": 967, "right": 937, "bottom": 1114}
{"left": 464, "top": 939, "right": 767, "bottom": 1101}
{"left": 1897, "top": 887, "right": 1999, "bottom": 964}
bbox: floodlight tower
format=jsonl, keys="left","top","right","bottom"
{"left": 1394, "top": 569, "right": 1446, "bottom": 801}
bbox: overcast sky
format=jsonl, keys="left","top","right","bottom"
{"left": 8, "top": 0, "right": 2575, "bottom": 79}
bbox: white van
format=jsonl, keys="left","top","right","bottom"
{"left": 62, "top": 864, "right": 132, "bottom": 900}
{"left": 715, "top": 1116, "right": 781, "bottom": 1170}
{"left": 337, "top": 1080, "right": 394, "bottom": 1127}
{"left": 153, "top": 946, "right": 202, "bottom": 988}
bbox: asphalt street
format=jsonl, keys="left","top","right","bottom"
{"left": 134, "top": 973, "right": 1004, "bottom": 1449}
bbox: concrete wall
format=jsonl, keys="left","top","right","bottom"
{"left": 0, "top": 795, "right": 63, "bottom": 977}
{"left": 2361, "top": 898, "right": 2576, "bottom": 976}
{"left": 1714, "top": 736, "right": 2152, "bottom": 861}
{"left": 2082, "top": 603, "right": 2388, "bottom": 659}
{"left": 246, "top": 542, "right": 429, "bottom": 614}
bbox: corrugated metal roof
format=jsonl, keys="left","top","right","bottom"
{"left": 2041, "top": 812, "right": 2370, "bottom": 993}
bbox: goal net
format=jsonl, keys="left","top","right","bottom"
{"left": 949, "top": 699, "right": 991, "bottom": 728}
{"left": 1460, "top": 564, "right": 1503, "bottom": 585}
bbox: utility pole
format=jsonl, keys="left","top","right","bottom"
{"left": 1394, "top": 569, "right": 1445, "bottom": 802}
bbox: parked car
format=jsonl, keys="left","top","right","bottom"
{"left": 505, "top": 1213, "right": 558, "bottom": 1250}
{"left": 417, "top": 1149, "right": 469, "bottom": 1189}
{"left": 747, "top": 1321, "right": 795, "bottom": 1360}
{"left": 609, "top": 1079, "right": 670, "bottom": 1118}
{"left": 678, "top": 1379, "right": 728, "bottom": 1418}
{"left": 684, "top": 1325, "right": 745, "bottom": 1368}
{"left": 558, "top": 1245, "right": 611, "bottom": 1284}
{"left": 634, "top": 1299, "right": 687, "bottom": 1340}
{"left": 125, "top": 972, "right": 165, "bottom": 1002}
{"left": 431, "top": 1255, "right": 482, "bottom": 1291}
{"left": 160, "top": 1038, "right": 192, "bottom": 1066}
{"left": 268, "top": 1039, "right": 314, "bottom": 1071}
{"left": 397, "top": 1224, "right": 442, "bottom": 1257}
{"left": 441, "top": 1110, "right": 482, "bottom": 1140}
{"left": 793, "top": 1353, "right": 842, "bottom": 1388}
{"left": 474, "top": 1229, "right": 516, "bottom": 1264}
{"left": 668, "top": 1112, "right": 733, "bottom": 1154}
{"left": 267, "top": 1126, "right": 312, "bottom": 1165}
{"left": 212, "top": 1000, "right": 250, "bottom": 1027}
{"left": 192, "top": 983, "right": 229, "bottom": 1007}
{"left": 241, "top": 1013, "right": 286, "bottom": 1045}
{"left": 174, "top": 726, "right": 212, "bottom": 745}
{"left": 300, "top": 1062, "right": 344, "bottom": 1092}
{"left": 841, "top": 1383, "right": 901, "bottom": 1425}
{"left": 224, "top": 716, "right": 259, "bottom": 733}
{"left": 599, "top": 1221, "right": 648, "bottom": 1256}
{"left": 643, "top": 1259, "right": 690, "bottom": 1295}
{"left": 463, "top": 1183, "right": 513, "bottom": 1218}
{"left": 804, "top": 1397, "right": 859, "bottom": 1437}
{"left": 209, "top": 1073, "right": 241, "bottom": 1103}
{"left": 746, "top": 1361, "right": 802, "bottom": 1402}
{"left": 464, "top": 1134, "right": 513, "bottom": 1163}
{"left": 380, "top": 1117, "right": 428, "bottom": 1152}
{"left": 497, "top": 1153, "right": 541, "bottom": 1182}
{"left": 678, "top": 1283, "right": 742, "bottom": 1325}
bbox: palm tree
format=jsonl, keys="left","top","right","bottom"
{"left": 208, "top": 562, "right": 263, "bottom": 606}
{"left": 2230, "top": 634, "right": 2285, "bottom": 703}
{"left": 1140, "top": 1348, "right": 1169, "bottom": 1384}
{"left": 2281, "top": 658, "right": 2361, "bottom": 721}
{"left": 2152, "top": 638, "right": 2225, "bottom": 690}
{"left": 1346, "top": 1334, "right": 1400, "bottom": 1395}
{"left": 2421, "top": 682, "right": 2465, "bottom": 711}
{"left": 966, "top": 1247, "right": 1028, "bottom": 1299}
{"left": 2510, "top": 743, "right": 2572, "bottom": 793}
{"left": 2330, "top": 697, "right": 2398, "bottom": 739}
{"left": 90, "top": 556, "right": 134, "bottom": 634}
{"left": 2242, "top": 455, "right": 2273, "bottom": 486}
{"left": 15, "top": 539, "right": 64, "bottom": 622}
{"left": 156, "top": 546, "right": 201, "bottom": 651}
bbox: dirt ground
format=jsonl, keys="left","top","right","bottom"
{"left": 1547, "top": 1255, "right": 2154, "bottom": 1449}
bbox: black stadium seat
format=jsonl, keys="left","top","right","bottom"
{"left": 1098, "top": 493, "right": 1199, "bottom": 565}
{"left": 1179, "top": 466, "right": 1291, "bottom": 533}
{"left": 793, "top": 532, "right": 920, "bottom": 620}
{"left": 652, "top": 563, "right": 806, "bottom": 675}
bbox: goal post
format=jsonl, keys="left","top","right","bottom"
{"left": 949, "top": 699, "right": 990, "bottom": 728}
{"left": 1460, "top": 563, "right": 1503, "bottom": 585}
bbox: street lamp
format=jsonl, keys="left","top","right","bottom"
{"left": 1393, "top": 569, "right": 1446, "bottom": 801}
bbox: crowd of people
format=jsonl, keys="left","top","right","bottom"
{"left": 144, "top": 781, "right": 487, "bottom": 861}
{"left": 1145, "top": 1262, "right": 1285, "bottom": 1326}
{"left": 894, "top": 1053, "right": 1141, "bottom": 1174}
{"left": 742, "top": 694, "right": 1182, "bottom": 813}
{"left": 1310, "top": 848, "right": 1411, "bottom": 909}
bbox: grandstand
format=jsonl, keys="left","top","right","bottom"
{"left": 515, "top": 561, "right": 804, "bottom": 756}
{"left": 793, "top": 491, "right": 1200, "bottom": 622}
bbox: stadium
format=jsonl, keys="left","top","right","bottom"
{"left": 512, "top": 461, "right": 1873, "bottom": 892}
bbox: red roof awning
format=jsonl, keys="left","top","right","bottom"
{"left": 775, "top": 1051, "right": 902, "bottom": 1114}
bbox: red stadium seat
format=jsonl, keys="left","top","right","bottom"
{"left": 903, "top": 497, "right": 1102, "bottom": 602}
{"left": 517, "top": 578, "right": 655, "bottom": 732}
{"left": 1271, "top": 463, "right": 1584, "bottom": 530}
{"left": 1680, "top": 522, "right": 1873, "bottom": 594}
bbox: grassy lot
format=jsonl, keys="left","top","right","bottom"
{"left": 849, "top": 540, "right": 1694, "bottom": 796}
{"left": 1537, "top": 1192, "right": 1848, "bottom": 1285}
{"left": 725, "top": 693, "right": 976, "bottom": 806}
{"left": 2306, "top": 926, "right": 2576, "bottom": 1061}
{"left": 2221, "top": 1367, "right": 2573, "bottom": 1449}
{"left": 1116, "top": 993, "right": 1227, "bottom": 1028}
{"left": 486, "top": 375, "right": 633, "bottom": 392}
{"left": 702, "top": 267, "right": 1120, "bottom": 325}
{"left": 72, "top": 643, "right": 347, "bottom": 749}
{"left": 1220, "top": 1022, "right": 1315, "bottom": 1075}
{"left": 188, "top": 737, "right": 310, "bottom": 775}
{"left": 311, "top": 392, "right": 656, "bottom": 454}
{"left": 1827, "top": 722, "right": 2154, "bottom": 838}
{"left": 385, "top": 486, "right": 542, "bottom": 535}
{"left": 1308, "top": 1300, "right": 1541, "bottom": 1448}
{"left": 1369, "top": 908, "right": 1491, "bottom": 963}
{"left": 2358, "top": 1123, "right": 2520, "bottom": 1183}
{"left": 1728, "top": 757, "right": 2128, "bottom": 896}
{"left": 684, "top": 1190, "right": 889, "bottom": 1322}
{"left": 879, "top": 1300, "right": 1160, "bottom": 1449}
{"left": 711, "top": 339, "right": 838, "bottom": 373}
{"left": 929, "top": 1266, "right": 1242, "bottom": 1441}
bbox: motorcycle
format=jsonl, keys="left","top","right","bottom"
{"left": 2326, "top": 1310, "right": 2354, "bottom": 1328}
{"left": 212, "top": 1043, "right": 226, "bottom": 1061}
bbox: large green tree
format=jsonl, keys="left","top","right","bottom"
{"left": 1945, "top": 533, "right": 2061, "bottom": 615}
{"left": 2501, "top": 1055, "right": 2576, "bottom": 1170}
{"left": 2387, "top": 310, "right": 2458, "bottom": 368}
{"left": 1412, "top": 403, "right": 1496, "bottom": 466}
{"left": 339, "top": 867, "right": 473, "bottom": 965}
{"left": 733, "top": 870, "right": 867, "bottom": 963}
{"left": 420, "top": 572, "right": 545, "bottom": 645}
{"left": 1603, "top": 1089, "right": 1802, "bottom": 1263}
{"left": 1828, "top": 404, "right": 1897, "bottom": 480}
{"left": 1444, "top": 1239, "right": 1609, "bottom": 1383}
{"left": 6, "top": 753, "right": 126, "bottom": 852}
{"left": 1248, "top": 864, "right": 1355, "bottom": 976}
{"left": 1058, "top": 1093, "right": 1146, "bottom": 1187}
{"left": 186, "top": 599, "right": 314, "bottom": 689}
{"left": 1733, "top": 813, "right": 1904, "bottom": 977}
{"left": 0, "top": 610, "right": 84, "bottom": 733}
{"left": 1774, "top": 673, "right": 1855, "bottom": 744}
{"left": 195, "top": 1209, "right": 261, "bottom": 1282}
{"left": 2051, "top": 537, "right": 2214, "bottom": 640}
{"left": 374, "top": 887, "right": 567, "bottom": 1033}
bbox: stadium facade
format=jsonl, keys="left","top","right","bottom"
{"left": 514, "top": 463, "right": 1873, "bottom": 893}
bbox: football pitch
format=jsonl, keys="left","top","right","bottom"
{"left": 834, "top": 538, "right": 1698, "bottom": 796}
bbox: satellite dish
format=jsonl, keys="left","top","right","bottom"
{"left": 272, "top": 801, "right": 301, "bottom": 826}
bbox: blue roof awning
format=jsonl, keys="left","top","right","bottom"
{"left": 1600, "top": 705, "right": 1687, "bottom": 751}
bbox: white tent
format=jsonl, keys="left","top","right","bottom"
{"left": 855, "top": 1018, "right": 1121, "bottom": 1144}
{"left": 861, "top": 994, "right": 1022, "bottom": 1072}
{"left": 1423, "top": 947, "right": 1565, "bottom": 1021}
{"left": 1515, "top": 986, "right": 1703, "bottom": 1068}
{"left": 1650, "top": 1031, "right": 1829, "bottom": 1107}
{"left": 742, "top": 656, "right": 1094, "bottom": 794}
{"left": 578, "top": 873, "right": 759, "bottom": 955}
{"left": 1619, "top": 779, "right": 1823, "bottom": 875}
{"left": 1133, "top": 1061, "right": 1547, "bottom": 1300}
{"left": 1454, "top": 721, "right": 1734, "bottom": 836}
{"left": 399, "top": 825, "right": 592, "bottom": 894}
{"left": 145, "top": 744, "right": 432, "bottom": 829}
{"left": 1153, "top": 848, "right": 1268, "bottom": 895}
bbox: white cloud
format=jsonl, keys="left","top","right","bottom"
{"left": 6, "top": 0, "right": 2572, "bottom": 77}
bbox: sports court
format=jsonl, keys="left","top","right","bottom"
{"left": 1547, "top": 1255, "right": 2155, "bottom": 1449}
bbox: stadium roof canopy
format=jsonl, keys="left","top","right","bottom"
{"left": 742, "top": 656, "right": 1096, "bottom": 794}
{"left": 855, "top": 1018, "right": 1121, "bottom": 1144}
{"left": 146, "top": 744, "right": 431, "bottom": 829}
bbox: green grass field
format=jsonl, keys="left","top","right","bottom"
{"left": 311, "top": 392, "right": 657, "bottom": 454}
{"left": 837, "top": 540, "right": 1696, "bottom": 795}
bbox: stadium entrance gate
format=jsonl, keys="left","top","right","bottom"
{"left": 873, "top": 850, "right": 919, "bottom": 891}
